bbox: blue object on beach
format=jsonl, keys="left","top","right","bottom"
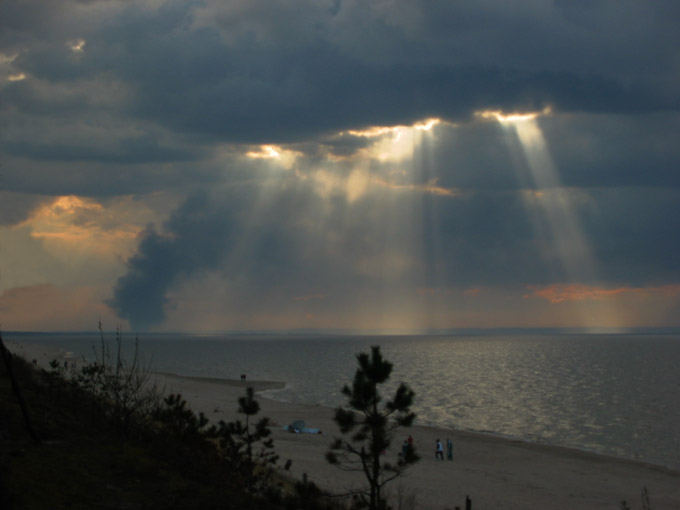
{"left": 288, "top": 419, "right": 305, "bottom": 431}
{"left": 283, "top": 420, "right": 321, "bottom": 434}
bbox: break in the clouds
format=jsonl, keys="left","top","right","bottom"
{"left": 1, "top": 0, "right": 680, "bottom": 332}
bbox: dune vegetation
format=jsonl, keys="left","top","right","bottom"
{"left": 0, "top": 333, "right": 330, "bottom": 510}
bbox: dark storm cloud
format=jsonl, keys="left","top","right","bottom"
{"left": 316, "top": 133, "right": 375, "bottom": 158}
{"left": 3, "top": 0, "right": 679, "bottom": 153}
{"left": 0, "top": 192, "right": 42, "bottom": 226}
{"left": 1, "top": 155, "right": 225, "bottom": 198}
{"left": 420, "top": 122, "right": 529, "bottom": 191}
{"left": 0, "top": 1, "right": 65, "bottom": 50}
{"left": 2, "top": 0, "right": 678, "bottom": 197}
{"left": 74, "top": 0, "right": 675, "bottom": 144}
{"left": 109, "top": 190, "right": 237, "bottom": 330}
{"left": 443, "top": 188, "right": 680, "bottom": 286}
{"left": 132, "top": 59, "right": 664, "bottom": 144}
{"left": 108, "top": 180, "right": 342, "bottom": 329}
{"left": 3, "top": 0, "right": 680, "bottom": 330}
{"left": 3, "top": 134, "right": 198, "bottom": 164}
{"left": 419, "top": 114, "right": 680, "bottom": 192}
{"left": 583, "top": 188, "right": 680, "bottom": 285}
{"left": 110, "top": 174, "right": 680, "bottom": 330}
{"left": 540, "top": 114, "right": 680, "bottom": 189}
{"left": 419, "top": 191, "right": 547, "bottom": 286}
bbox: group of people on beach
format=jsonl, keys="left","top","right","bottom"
{"left": 435, "top": 438, "right": 454, "bottom": 460}
{"left": 400, "top": 434, "right": 415, "bottom": 459}
{"left": 400, "top": 435, "right": 454, "bottom": 461}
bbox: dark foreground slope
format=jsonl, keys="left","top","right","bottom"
{"left": 0, "top": 346, "right": 326, "bottom": 510}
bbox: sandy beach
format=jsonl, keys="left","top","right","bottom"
{"left": 7, "top": 340, "right": 680, "bottom": 510}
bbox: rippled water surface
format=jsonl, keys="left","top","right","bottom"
{"left": 10, "top": 333, "right": 680, "bottom": 470}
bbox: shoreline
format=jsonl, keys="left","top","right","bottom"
{"left": 254, "top": 382, "right": 680, "bottom": 476}
{"left": 163, "top": 370, "right": 680, "bottom": 476}
{"left": 6, "top": 340, "right": 680, "bottom": 509}
{"left": 156, "top": 372, "right": 680, "bottom": 510}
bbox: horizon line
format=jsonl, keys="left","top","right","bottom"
{"left": 4, "top": 326, "right": 680, "bottom": 337}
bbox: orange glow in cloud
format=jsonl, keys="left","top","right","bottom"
{"left": 245, "top": 145, "right": 301, "bottom": 168}
{"left": 16, "top": 195, "right": 148, "bottom": 258}
{"left": 246, "top": 145, "right": 282, "bottom": 159}
{"left": 475, "top": 107, "right": 552, "bottom": 124}
{"left": 243, "top": 118, "right": 448, "bottom": 202}
{"left": 345, "top": 118, "right": 440, "bottom": 138}
{"left": 343, "top": 118, "right": 442, "bottom": 163}
{"left": 526, "top": 283, "right": 680, "bottom": 303}
{"left": 375, "top": 177, "right": 461, "bottom": 197}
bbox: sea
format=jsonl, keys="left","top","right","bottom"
{"left": 6, "top": 332, "right": 680, "bottom": 471}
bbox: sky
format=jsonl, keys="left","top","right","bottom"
{"left": 1, "top": 0, "right": 680, "bottom": 333}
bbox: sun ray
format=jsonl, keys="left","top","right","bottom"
{"left": 481, "top": 109, "right": 621, "bottom": 330}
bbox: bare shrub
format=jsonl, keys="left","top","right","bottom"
{"left": 69, "top": 324, "right": 162, "bottom": 434}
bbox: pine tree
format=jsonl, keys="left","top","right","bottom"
{"left": 217, "top": 386, "right": 278, "bottom": 493}
{"left": 326, "top": 346, "right": 418, "bottom": 510}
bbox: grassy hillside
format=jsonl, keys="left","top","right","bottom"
{"left": 0, "top": 342, "right": 327, "bottom": 510}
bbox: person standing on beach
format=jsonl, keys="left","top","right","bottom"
{"left": 447, "top": 438, "right": 453, "bottom": 460}
{"left": 435, "top": 439, "right": 444, "bottom": 460}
